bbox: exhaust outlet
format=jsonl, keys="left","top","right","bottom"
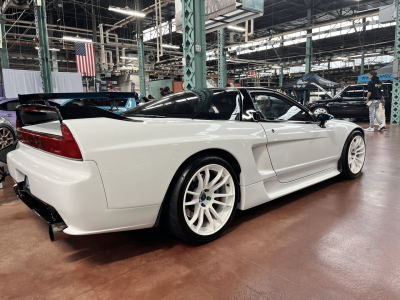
{"left": 49, "top": 222, "right": 69, "bottom": 242}
{"left": 13, "top": 184, "right": 20, "bottom": 198}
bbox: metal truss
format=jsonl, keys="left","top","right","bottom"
{"left": 137, "top": 39, "right": 146, "bottom": 96}
{"left": 34, "top": 0, "right": 53, "bottom": 93}
{"left": 1, "top": 24, "right": 9, "bottom": 69}
{"left": 218, "top": 28, "right": 226, "bottom": 88}
{"left": 182, "top": 0, "right": 206, "bottom": 90}
{"left": 391, "top": 1, "right": 400, "bottom": 125}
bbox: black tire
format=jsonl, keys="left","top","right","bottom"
{"left": 167, "top": 156, "right": 239, "bottom": 243}
{"left": 340, "top": 131, "right": 366, "bottom": 179}
{"left": 312, "top": 106, "right": 330, "bottom": 116}
{"left": 0, "top": 125, "right": 16, "bottom": 150}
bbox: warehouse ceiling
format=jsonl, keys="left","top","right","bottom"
{"left": 0, "top": 0, "right": 395, "bottom": 83}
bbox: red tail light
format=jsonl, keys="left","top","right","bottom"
{"left": 17, "top": 122, "right": 83, "bottom": 160}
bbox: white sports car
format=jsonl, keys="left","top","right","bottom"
{"left": 7, "top": 88, "right": 366, "bottom": 243}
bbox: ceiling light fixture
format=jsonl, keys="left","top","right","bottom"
{"left": 35, "top": 47, "right": 60, "bottom": 52}
{"left": 120, "top": 56, "right": 138, "bottom": 60}
{"left": 63, "top": 36, "right": 93, "bottom": 43}
{"left": 162, "top": 44, "right": 180, "bottom": 49}
{"left": 109, "top": 6, "right": 146, "bottom": 18}
{"left": 227, "top": 25, "right": 246, "bottom": 32}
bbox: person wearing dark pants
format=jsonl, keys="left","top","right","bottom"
{"left": 365, "top": 71, "right": 385, "bottom": 132}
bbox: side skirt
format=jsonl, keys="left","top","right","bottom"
{"left": 239, "top": 168, "right": 340, "bottom": 210}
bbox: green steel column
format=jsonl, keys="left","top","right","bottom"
{"left": 279, "top": 64, "right": 283, "bottom": 88}
{"left": 360, "top": 18, "right": 366, "bottom": 75}
{"left": 391, "top": 0, "right": 400, "bottom": 125}
{"left": 304, "top": 2, "right": 313, "bottom": 104}
{"left": 182, "top": 0, "right": 207, "bottom": 90}
{"left": 1, "top": 24, "right": 9, "bottom": 69}
{"left": 304, "top": 33, "right": 312, "bottom": 104}
{"left": 34, "top": 0, "right": 53, "bottom": 93}
{"left": 136, "top": 0, "right": 146, "bottom": 96}
{"left": 137, "top": 39, "right": 146, "bottom": 96}
{"left": 96, "top": 56, "right": 101, "bottom": 81}
{"left": 305, "top": 32, "right": 312, "bottom": 74}
{"left": 360, "top": 50, "right": 365, "bottom": 75}
{"left": 218, "top": 28, "right": 227, "bottom": 88}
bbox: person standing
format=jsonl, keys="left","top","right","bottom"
{"left": 365, "top": 71, "right": 385, "bottom": 132}
{"left": 291, "top": 90, "right": 298, "bottom": 102}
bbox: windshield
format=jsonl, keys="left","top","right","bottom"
{"left": 122, "top": 89, "right": 241, "bottom": 120}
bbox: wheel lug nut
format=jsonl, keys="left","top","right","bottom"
{"left": 207, "top": 197, "right": 211, "bottom": 200}
{"left": 201, "top": 203, "right": 206, "bottom": 207}
{"left": 205, "top": 189, "right": 209, "bottom": 192}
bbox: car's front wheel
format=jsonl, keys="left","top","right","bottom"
{"left": 312, "top": 106, "right": 329, "bottom": 116}
{"left": 167, "top": 156, "right": 239, "bottom": 243}
{"left": 341, "top": 131, "right": 366, "bottom": 179}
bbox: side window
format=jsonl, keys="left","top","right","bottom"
{"left": 342, "top": 87, "right": 364, "bottom": 98}
{"left": 204, "top": 90, "right": 240, "bottom": 121}
{"left": 122, "top": 89, "right": 240, "bottom": 120}
{"left": 0, "top": 100, "right": 21, "bottom": 111}
{"left": 251, "top": 92, "right": 312, "bottom": 122}
{"left": 383, "top": 85, "right": 391, "bottom": 99}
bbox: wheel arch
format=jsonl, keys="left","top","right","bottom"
{"left": 337, "top": 127, "right": 365, "bottom": 173}
{"left": 153, "top": 148, "right": 242, "bottom": 228}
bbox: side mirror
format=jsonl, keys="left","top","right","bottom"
{"left": 317, "top": 113, "right": 334, "bottom": 128}
{"left": 251, "top": 111, "right": 262, "bottom": 122}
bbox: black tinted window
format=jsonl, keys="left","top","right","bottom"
{"left": 122, "top": 89, "right": 241, "bottom": 120}
{"left": 0, "top": 100, "right": 21, "bottom": 111}
{"left": 342, "top": 87, "right": 365, "bottom": 98}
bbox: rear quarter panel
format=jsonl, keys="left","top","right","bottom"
{"left": 64, "top": 118, "right": 271, "bottom": 209}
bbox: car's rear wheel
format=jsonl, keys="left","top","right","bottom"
{"left": 341, "top": 131, "right": 366, "bottom": 179}
{"left": 312, "top": 107, "right": 329, "bottom": 115}
{"left": 0, "top": 126, "right": 15, "bottom": 149}
{"left": 167, "top": 156, "right": 239, "bottom": 243}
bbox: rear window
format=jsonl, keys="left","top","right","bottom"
{"left": 122, "top": 89, "right": 241, "bottom": 120}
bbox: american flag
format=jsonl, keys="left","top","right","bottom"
{"left": 75, "top": 43, "right": 96, "bottom": 77}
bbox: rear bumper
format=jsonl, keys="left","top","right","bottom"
{"left": 14, "top": 182, "right": 65, "bottom": 224}
{"left": 7, "top": 143, "right": 160, "bottom": 236}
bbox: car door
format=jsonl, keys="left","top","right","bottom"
{"left": 250, "top": 91, "right": 340, "bottom": 183}
{"left": 335, "top": 86, "right": 367, "bottom": 118}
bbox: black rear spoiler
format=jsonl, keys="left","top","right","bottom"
{"left": 16, "top": 105, "right": 142, "bottom": 128}
{"left": 18, "top": 92, "right": 139, "bottom": 104}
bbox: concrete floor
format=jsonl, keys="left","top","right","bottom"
{"left": 1, "top": 122, "right": 400, "bottom": 300}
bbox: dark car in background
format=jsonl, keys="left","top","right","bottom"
{"left": 0, "top": 98, "right": 62, "bottom": 150}
{"left": 308, "top": 83, "right": 392, "bottom": 120}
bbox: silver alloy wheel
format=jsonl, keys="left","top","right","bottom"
{"left": 0, "top": 127, "right": 14, "bottom": 149}
{"left": 348, "top": 135, "right": 366, "bottom": 174}
{"left": 313, "top": 107, "right": 328, "bottom": 115}
{"left": 183, "top": 164, "right": 235, "bottom": 236}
